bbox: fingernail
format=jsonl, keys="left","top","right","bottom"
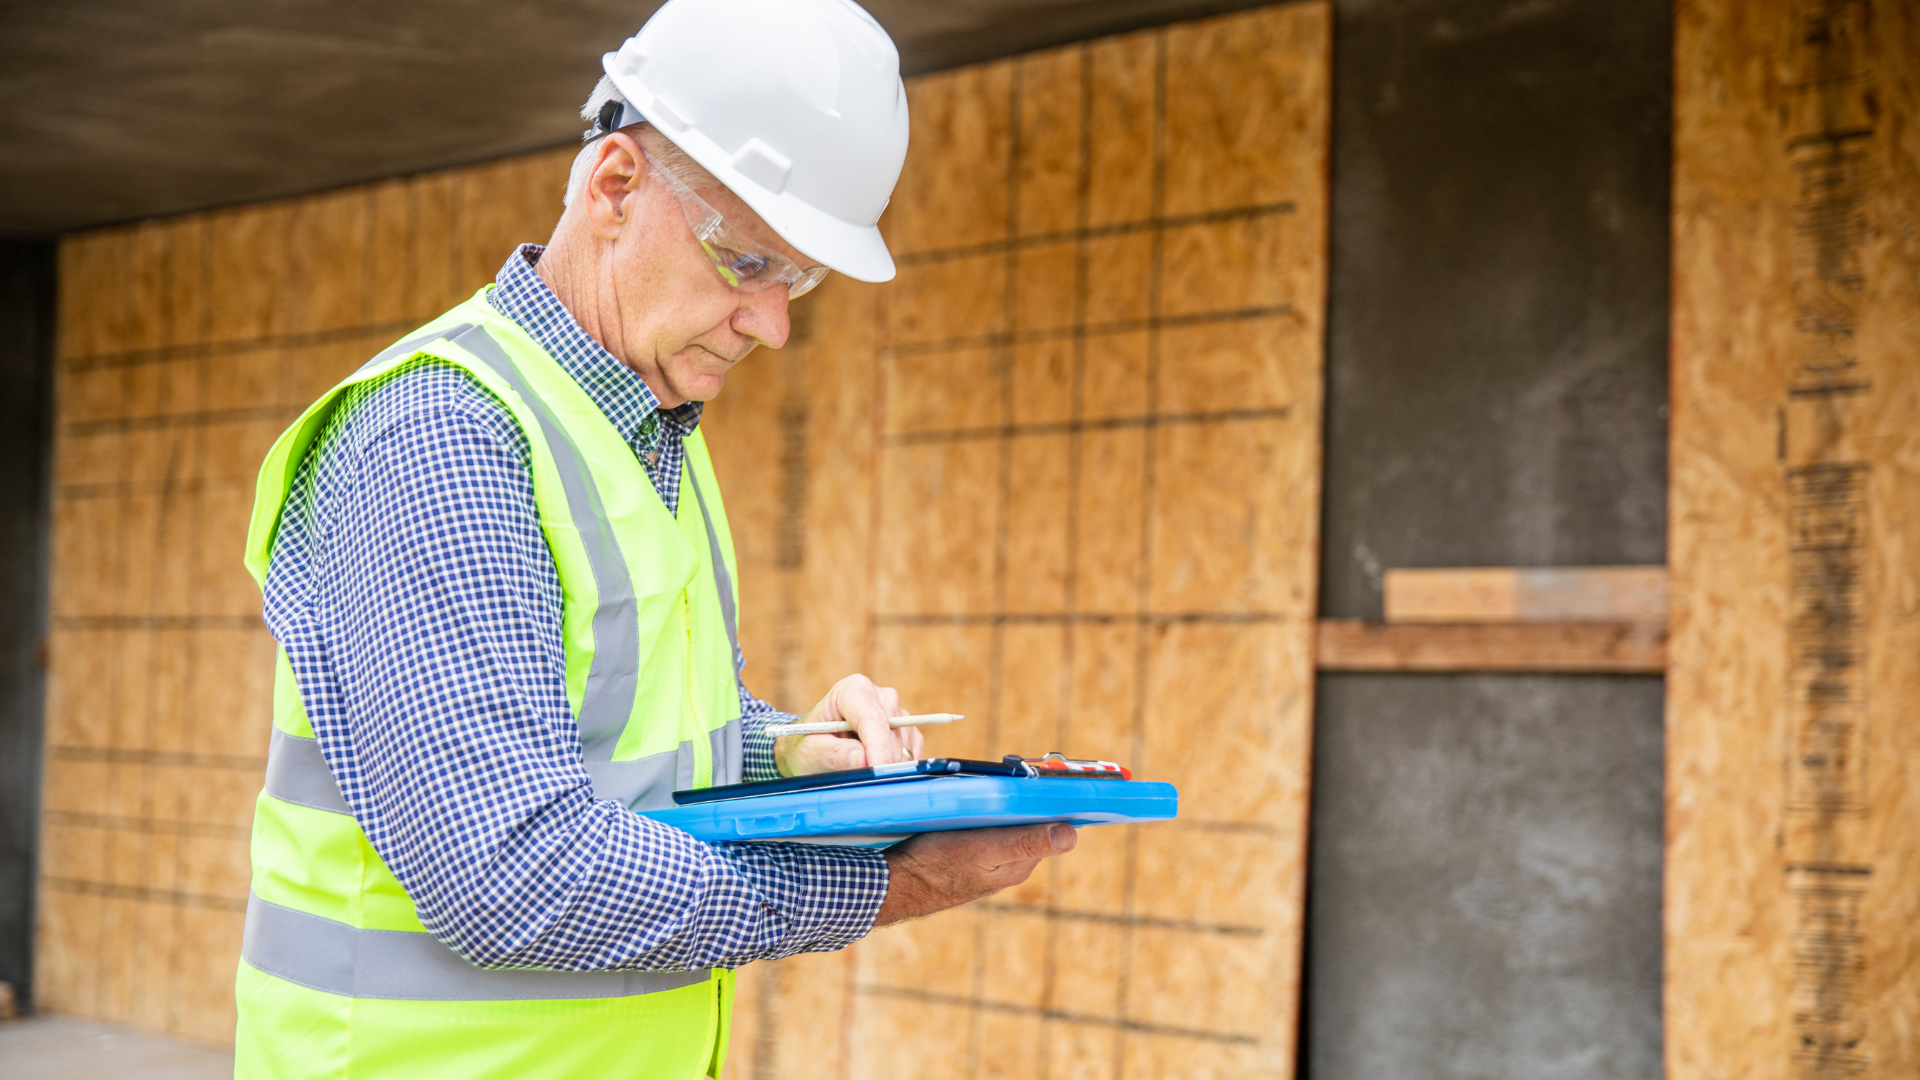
{"left": 1049, "top": 824, "right": 1074, "bottom": 851}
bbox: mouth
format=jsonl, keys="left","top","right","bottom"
{"left": 697, "top": 343, "right": 749, "bottom": 366}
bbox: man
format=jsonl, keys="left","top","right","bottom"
{"left": 232, "top": 1, "right": 1076, "bottom": 1077}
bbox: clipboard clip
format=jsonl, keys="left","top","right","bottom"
{"left": 1004, "top": 752, "right": 1133, "bottom": 780}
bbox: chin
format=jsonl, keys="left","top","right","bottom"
{"left": 684, "top": 372, "right": 730, "bottom": 403}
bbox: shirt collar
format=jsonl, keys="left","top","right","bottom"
{"left": 487, "top": 244, "right": 703, "bottom": 446}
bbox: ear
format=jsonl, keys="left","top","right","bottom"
{"left": 585, "top": 132, "right": 645, "bottom": 240}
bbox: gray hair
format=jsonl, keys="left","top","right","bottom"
{"left": 564, "top": 75, "right": 711, "bottom": 207}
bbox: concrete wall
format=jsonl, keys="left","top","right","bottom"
{"left": 0, "top": 240, "right": 56, "bottom": 1008}
{"left": 1306, "top": 0, "right": 1671, "bottom": 1076}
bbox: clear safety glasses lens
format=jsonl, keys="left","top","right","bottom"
{"left": 642, "top": 149, "right": 829, "bottom": 300}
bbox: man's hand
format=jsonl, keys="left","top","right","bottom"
{"left": 775, "top": 673, "right": 922, "bottom": 776}
{"left": 874, "top": 824, "right": 1078, "bottom": 927}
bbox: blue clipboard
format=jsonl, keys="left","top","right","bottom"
{"left": 636, "top": 774, "right": 1179, "bottom": 848}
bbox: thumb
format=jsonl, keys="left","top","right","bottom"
{"left": 1005, "top": 823, "right": 1076, "bottom": 861}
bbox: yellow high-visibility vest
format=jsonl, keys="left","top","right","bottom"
{"left": 234, "top": 289, "right": 745, "bottom": 1080}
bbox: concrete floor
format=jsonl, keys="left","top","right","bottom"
{"left": 0, "top": 1014, "right": 233, "bottom": 1080}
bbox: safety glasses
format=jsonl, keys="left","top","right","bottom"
{"left": 641, "top": 148, "right": 829, "bottom": 300}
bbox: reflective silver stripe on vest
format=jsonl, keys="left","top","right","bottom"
{"left": 450, "top": 326, "right": 640, "bottom": 764}
{"left": 684, "top": 470, "right": 743, "bottom": 790}
{"left": 264, "top": 726, "right": 350, "bottom": 815}
{"left": 242, "top": 892, "right": 710, "bottom": 1001}
{"left": 707, "top": 715, "right": 743, "bottom": 789}
{"left": 354, "top": 324, "right": 475, "bottom": 377}
{"left": 264, "top": 722, "right": 741, "bottom": 814}
{"left": 582, "top": 718, "right": 743, "bottom": 810}
{"left": 684, "top": 469, "right": 740, "bottom": 673}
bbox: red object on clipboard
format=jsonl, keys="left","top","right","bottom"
{"left": 1012, "top": 752, "right": 1132, "bottom": 780}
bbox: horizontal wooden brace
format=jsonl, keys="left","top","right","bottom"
{"left": 1315, "top": 619, "right": 1667, "bottom": 674}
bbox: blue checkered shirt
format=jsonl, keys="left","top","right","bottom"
{"left": 259, "top": 245, "right": 888, "bottom": 972}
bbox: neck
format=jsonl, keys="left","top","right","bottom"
{"left": 534, "top": 224, "right": 684, "bottom": 408}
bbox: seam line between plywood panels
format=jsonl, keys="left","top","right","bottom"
{"left": 61, "top": 319, "right": 423, "bottom": 371}
{"left": 1037, "top": 41, "right": 1099, "bottom": 1080}
{"left": 895, "top": 201, "right": 1298, "bottom": 266}
{"left": 65, "top": 405, "right": 303, "bottom": 437}
{"left": 52, "top": 615, "right": 262, "bottom": 631}
{"left": 152, "top": 299, "right": 200, "bottom": 1036}
{"left": 57, "top": 476, "right": 255, "bottom": 502}
{"left": 875, "top": 611, "right": 1298, "bottom": 626}
{"left": 856, "top": 985, "right": 1260, "bottom": 1046}
{"left": 885, "top": 406, "right": 1294, "bottom": 446}
{"left": 43, "top": 810, "right": 251, "bottom": 841}
{"left": 846, "top": 105, "right": 894, "bottom": 1080}
{"left": 890, "top": 305, "right": 1299, "bottom": 357}
{"left": 1112, "top": 29, "right": 1170, "bottom": 1077}
{"left": 980, "top": 901, "right": 1264, "bottom": 937}
{"left": 980, "top": 53, "right": 1028, "bottom": 1080}
{"left": 47, "top": 745, "right": 266, "bottom": 770}
{"left": 42, "top": 876, "right": 247, "bottom": 913}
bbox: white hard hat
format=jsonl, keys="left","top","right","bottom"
{"left": 602, "top": 0, "right": 910, "bottom": 283}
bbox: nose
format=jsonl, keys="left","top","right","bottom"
{"left": 732, "top": 286, "right": 791, "bottom": 350}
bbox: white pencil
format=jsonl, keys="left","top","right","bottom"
{"left": 766, "top": 713, "right": 966, "bottom": 738}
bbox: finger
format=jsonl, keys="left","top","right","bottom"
{"left": 903, "top": 725, "right": 926, "bottom": 760}
{"left": 803, "top": 731, "right": 867, "bottom": 771}
{"left": 877, "top": 685, "right": 903, "bottom": 716}
{"left": 939, "top": 823, "right": 1077, "bottom": 867}
{"left": 838, "top": 677, "right": 903, "bottom": 766}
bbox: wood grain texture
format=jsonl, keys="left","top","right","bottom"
{"left": 41, "top": 3, "right": 1332, "bottom": 1066}
{"left": 704, "top": 5, "right": 1330, "bottom": 1078}
{"left": 1669, "top": 1, "right": 1920, "bottom": 1077}
{"left": 38, "top": 150, "right": 571, "bottom": 1044}
{"left": 1316, "top": 619, "right": 1667, "bottom": 673}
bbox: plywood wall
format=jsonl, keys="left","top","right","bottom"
{"left": 706, "top": 6, "right": 1331, "bottom": 1079}
{"left": 38, "top": 148, "right": 576, "bottom": 1043}
{"left": 37, "top": 3, "right": 1331, "bottom": 1069}
{"left": 1668, "top": 0, "right": 1920, "bottom": 1077}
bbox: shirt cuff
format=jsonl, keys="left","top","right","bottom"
{"left": 740, "top": 706, "right": 794, "bottom": 782}
{"left": 709, "top": 841, "right": 890, "bottom": 959}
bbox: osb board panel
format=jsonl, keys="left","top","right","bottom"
{"left": 1669, "top": 2, "right": 1920, "bottom": 1079}
{"left": 38, "top": 146, "right": 573, "bottom": 1044}
{"left": 705, "top": 4, "right": 1330, "bottom": 1078}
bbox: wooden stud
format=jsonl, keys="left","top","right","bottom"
{"left": 1316, "top": 619, "right": 1667, "bottom": 673}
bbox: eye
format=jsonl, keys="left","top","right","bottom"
{"left": 717, "top": 247, "right": 769, "bottom": 277}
